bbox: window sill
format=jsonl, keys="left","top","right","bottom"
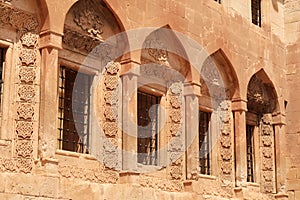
{"left": 136, "top": 163, "right": 164, "bottom": 172}
{"left": 55, "top": 149, "right": 97, "bottom": 161}
{"left": 198, "top": 174, "right": 217, "bottom": 180}
{"left": 0, "top": 139, "right": 8, "bottom": 146}
{"left": 245, "top": 181, "right": 260, "bottom": 188}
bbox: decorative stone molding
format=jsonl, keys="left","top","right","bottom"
{"left": 168, "top": 82, "right": 184, "bottom": 181}
{"left": 219, "top": 101, "right": 233, "bottom": 181}
{"left": 260, "top": 114, "right": 276, "bottom": 193}
{"left": 101, "top": 61, "right": 121, "bottom": 170}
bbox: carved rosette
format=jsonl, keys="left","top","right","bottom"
{"left": 260, "top": 114, "right": 275, "bottom": 193}
{"left": 219, "top": 101, "right": 233, "bottom": 181}
{"left": 167, "top": 82, "right": 184, "bottom": 180}
{"left": 0, "top": 3, "right": 38, "bottom": 174}
{"left": 102, "top": 61, "right": 121, "bottom": 170}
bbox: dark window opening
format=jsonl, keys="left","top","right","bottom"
{"left": 0, "top": 48, "right": 6, "bottom": 104}
{"left": 137, "top": 90, "right": 160, "bottom": 165}
{"left": 199, "top": 111, "right": 211, "bottom": 175}
{"left": 246, "top": 125, "right": 255, "bottom": 182}
{"left": 251, "top": 0, "right": 261, "bottom": 27}
{"left": 58, "top": 66, "right": 91, "bottom": 154}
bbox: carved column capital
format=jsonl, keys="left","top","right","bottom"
{"left": 39, "top": 30, "right": 63, "bottom": 50}
{"left": 232, "top": 98, "right": 247, "bottom": 112}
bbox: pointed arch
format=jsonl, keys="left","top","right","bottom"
{"left": 247, "top": 68, "right": 279, "bottom": 114}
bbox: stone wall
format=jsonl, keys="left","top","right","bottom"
{"left": 0, "top": 0, "right": 295, "bottom": 199}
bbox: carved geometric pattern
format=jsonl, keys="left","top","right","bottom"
{"left": 169, "top": 165, "right": 183, "bottom": 180}
{"left": 101, "top": 62, "right": 120, "bottom": 170}
{"left": 167, "top": 81, "right": 184, "bottom": 180}
{"left": 105, "top": 61, "right": 120, "bottom": 75}
{"left": 16, "top": 158, "right": 32, "bottom": 173}
{"left": 21, "top": 32, "right": 38, "bottom": 47}
{"left": 104, "top": 76, "right": 119, "bottom": 90}
{"left": 19, "top": 67, "right": 36, "bottom": 83}
{"left": 170, "top": 109, "right": 182, "bottom": 123}
{"left": 170, "top": 123, "right": 182, "bottom": 137}
{"left": 103, "top": 122, "right": 118, "bottom": 137}
{"left": 169, "top": 95, "right": 181, "bottom": 108}
{"left": 104, "top": 91, "right": 118, "bottom": 105}
{"left": 104, "top": 106, "right": 118, "bottom": 121}
{"left": 16, "top": 140, "right": 33, "bottom": 158}
{"left": 18, "top": 85, "right": 35, "bottom": 101}
{"left": 16, "top": 121, "right": 33, "bottom": 139}
{"left": 219, "top": 101, "right": 233, "bottom": 178}
{"left": 19, "top": 49, "right": 36, "bottom": 66}
{"left": 17, "top": 103, "right": 34, "bottom": 120}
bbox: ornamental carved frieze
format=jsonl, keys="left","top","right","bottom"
{"left": 16, "top": 157, "right": 32, "bottom": 173}
{"left": 144, "top": 38, "right": 168, "bottom": 62}
{"left": 63, "top": 28, "right": 101, "bottom": 54}
{"left": 105, "top": 61, "right": 120, "bottom": 75}
{"left": 73, "top": 3, "right": 104, "bottom": 41}
{"left": 139, "top": 175, "right": 183, "bottom": 192}
{"left": 104, "top": 106, "right": 118, "bottom": 121}
{"left": 0, "top": 3, "right": 38, "bottom": 31}
{"left": 59, "top": 165, "right": 119, "bottom": 184}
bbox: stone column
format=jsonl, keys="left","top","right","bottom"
{"left": 38, "top": 31, "right": 62, "bottom": 163}
{"left": 120, "top": 59, "right": 139, "bottom": 171}
{"left": 273, "top": 113, "right": 287, "bottom": 194}
{"left": 184, "top": 82, "right": 200, "bottom": 180}
{"left": 232, "top": 99, "right": 247, "bottom": 186}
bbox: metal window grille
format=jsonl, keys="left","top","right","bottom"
{"left": 58, "top": 66, "right": 91, "bottom": 154}
{"left": 199, "top": 111, "right": 211, "bottom": 175}
{"left": 137, "top": 91, "right": 159, "bottom": 165}
{"left": 0, "top": 48, "right": 5, "bottom": 104}
{"left": 214, "top": 0, "right": 221, "bottom": 4}
{"left": 246, "top": 125, "right": 255, "bottom": 182}
{"left": 251, "top": 0, "right": 261, "bottom": 27}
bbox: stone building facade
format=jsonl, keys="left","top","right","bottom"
{"left": 0, "top": 0, "right": 298, "bottom": 199}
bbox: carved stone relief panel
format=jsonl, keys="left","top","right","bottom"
{"left": 260, "top": 114, "right": 276, "bottom": 193}
{"left": 167, "top": 82, "right": 184, "bottom": 181}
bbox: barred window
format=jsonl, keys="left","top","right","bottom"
{"left": 0, "top": 48, "right": 5, "bottom": 103}
{"left": 58, "top": 66, "right": 91, "bottom": 154}
{"left": 251, "top": 0, "right": 261, "bottom": 26}
{"left": 137, "top": 90, "right": 160, "bottom": 165}
{"left": 246, "top": 125, "right": 255, "bottom": 182}
{"left": 199, "top": 111, "right": 211, "bottom": 175}
{"left": 214, "top": 0, "right": 221, "bottom": 4}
